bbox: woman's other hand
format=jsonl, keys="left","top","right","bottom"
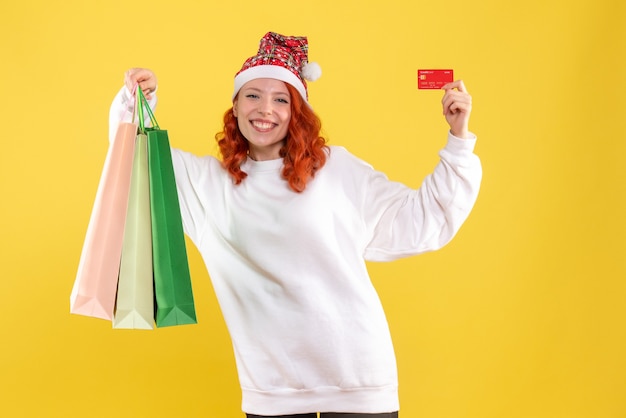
{"left": 124, "top": 68, "right": 157, "bottom": 100}
{"left": 441, "top": 80, "right": 472, "bottom": 139}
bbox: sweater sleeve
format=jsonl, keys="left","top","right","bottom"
{"left": 362, "top": 132, "right": 482, "bottom": 261}
{"left": 169, "top": 150, "right": 218, "bottom": 245}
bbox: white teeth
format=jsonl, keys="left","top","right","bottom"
{"left": 252, "top": 121, "right": 274, "bottom": 130}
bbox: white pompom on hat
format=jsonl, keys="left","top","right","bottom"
{"left": 232, "top": 32, "right": 321, "bottom": 104}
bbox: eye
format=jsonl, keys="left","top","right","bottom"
{"left": 276, "top": 97, "right": 289, "bottom": 104}
{"left": 245, "top": 94, "right": 259, "bottom": 99}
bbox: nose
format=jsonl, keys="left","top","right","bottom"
{"left": 258, "top": 98, "right": 273, "bottom": 115}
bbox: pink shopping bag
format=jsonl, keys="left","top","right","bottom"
{"left": 70, "top": 121, "right": 138, "bottom": 320}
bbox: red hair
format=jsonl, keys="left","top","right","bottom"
{"left": 216, "top": 83, "right": 328, "bottom": 193}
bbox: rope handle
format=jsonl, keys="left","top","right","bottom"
{"left": 136, "top": 87, "right": 159, "bottom": 133}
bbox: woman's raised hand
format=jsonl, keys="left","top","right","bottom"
{"left": 124, "top": 68, "right": 157, "bottom": 100}
{"left": 441, "top": 80, "right": 472, "bottom": 139}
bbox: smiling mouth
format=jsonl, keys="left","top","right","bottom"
{"left": 251, "top": 120, "right": 276, "bottom": 131}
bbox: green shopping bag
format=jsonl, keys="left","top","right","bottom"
{"left": 138, "top": 89, "right": 197, "bottom": 327}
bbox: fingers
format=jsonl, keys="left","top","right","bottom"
{"left": 124, "top": 68, "right": 157, "bottom": 99}
{"left": 442, "top": 90, "right": 472, "bottom": 115}
{"left": 441, "top": 80, "right": 472, "bottom": 115}
{"left": 441, "top": 79, "right": 468, "bottom": 93}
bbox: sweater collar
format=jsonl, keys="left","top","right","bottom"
{"left": 241, "top": 156, "right": 284, "bottom": 173}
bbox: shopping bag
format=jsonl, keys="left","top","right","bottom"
{"left": 71, "top": 121, "right": 138, "bottom": 320}
{"left": 139, "top": 90, "right": 197, "bottom": 327}
{"left": 113, "top": 133, "right": 154, "bottom": 329}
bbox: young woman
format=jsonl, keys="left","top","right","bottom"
{"left": 110, "top": 32, "right": 481, "bottom": 418}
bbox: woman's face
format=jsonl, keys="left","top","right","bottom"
{"left": 233, "top": 78, "right": 292, "bottom": 161}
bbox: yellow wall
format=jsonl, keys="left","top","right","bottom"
{"left": 1, "top": 0, "right": 624, "bottom": 417}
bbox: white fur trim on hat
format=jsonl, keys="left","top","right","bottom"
{"left": 232, "top": 65, "right": 308, "bottom": 103}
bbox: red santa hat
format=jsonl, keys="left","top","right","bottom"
{"left": 232, "top": 32, "right": 322, "bottom": 104}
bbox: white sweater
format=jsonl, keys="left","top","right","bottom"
{"left": 110, "top": 87, "right": 482, "bottom": 415}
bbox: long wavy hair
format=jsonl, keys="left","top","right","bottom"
{"left": 216, "top": 83, "right": 328, "bottom": 193}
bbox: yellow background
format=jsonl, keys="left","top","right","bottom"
{"left": 1, "top": 0, "right": 624, "bottom": 417}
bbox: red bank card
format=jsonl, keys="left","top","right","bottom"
{"left": 418, "top": 69, "right": 454, "bottom": 89}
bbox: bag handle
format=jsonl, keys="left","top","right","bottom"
{"left": 136, "top": 88, "right": 160, "bottom": 133}
{"left": 130, "top": 84, "right": 139, "bottom": 125}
